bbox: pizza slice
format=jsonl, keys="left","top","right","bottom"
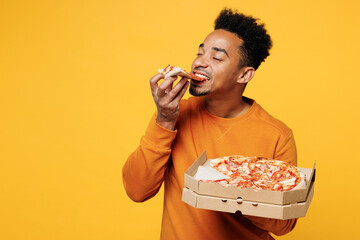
{"left": 158, "top": 65, "right": 209, "bottom": 81}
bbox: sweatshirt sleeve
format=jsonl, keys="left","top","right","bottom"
{"left": 122, "top": 113, "right": 177, "bottom": 202}
{"left": 274, "top": 130, "right": 297, "bottom": 166}
{"left": 244, "top": 216, "right": 297, "bottom": 236}
{"left": 244, "top": 129, "right": 298, "bottom": 236}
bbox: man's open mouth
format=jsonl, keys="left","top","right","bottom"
{"left": 193, "top": 71, "right": 210, "bottom": 81}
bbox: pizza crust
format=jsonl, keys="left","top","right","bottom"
{"left": 291, "top": 172, "right": 306, "bottom": 190}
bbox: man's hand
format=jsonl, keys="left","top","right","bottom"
{"left": 150, "top": 73, "right": 189, "bottom": 130}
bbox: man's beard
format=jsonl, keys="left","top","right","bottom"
{"left": 189, "top": 84, "right": 210, "bottom": 97}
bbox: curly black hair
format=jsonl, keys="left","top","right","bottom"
{"left": 214, "top": 8, "right": 272, "bottom": 70}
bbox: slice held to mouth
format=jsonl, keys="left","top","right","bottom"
{"left": 158, "top": 65, "right": 209, "bottom": 81}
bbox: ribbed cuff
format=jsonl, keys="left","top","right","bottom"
{"left": 144, "top": 114, "right": 178, "bottom": 149}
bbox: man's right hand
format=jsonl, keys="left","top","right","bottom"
{"left": 150, "top": 73, "right": 190, "bottom": 130}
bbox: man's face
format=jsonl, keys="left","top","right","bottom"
{"left": 190, "top": 29, "right": 244, "bottom": 97}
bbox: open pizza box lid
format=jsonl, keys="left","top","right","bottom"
{"left": 184, "top": 151, "right": 316, "bottom": 205}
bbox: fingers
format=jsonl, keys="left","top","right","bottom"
{"left": 150, "top": 72, "right": 189, "bottom": 106}
{"left": 149, "top": 73, "right": 189, "bottom": 130}
{"left": 150, "top": 73, "right": 165, "bottom": 93}
{"left": 172, "top": 80, "right": 189, "bottom": 103}
{"left": 150, "top": 73, "right": 179, "bottom": 97}
{"left": 165, "top": 77, "right": 189, "bottom": 102}
{"left": 157, "top": 75, "right": 179, "bottom": 97}
{"left": 164, "top": 81, "right": 189, "bottom": 112}
{"left": 150, "top": 72, "right": 188, "bottom": 97}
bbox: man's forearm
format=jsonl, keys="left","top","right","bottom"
{"left": 122, "top": 115, "right": 177, "bottom": 202}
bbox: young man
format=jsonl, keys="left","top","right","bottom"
{"left": 123, "top": 9, "right": 298, "bottom": 239}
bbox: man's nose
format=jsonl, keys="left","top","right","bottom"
{"left": 193, "top": 54, "right": 209, "bottom": 69}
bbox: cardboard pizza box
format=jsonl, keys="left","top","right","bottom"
{"left": 182, "top": 179, "right": 315, "bottom": 220}
{"left": 184, "top": 151, "right": 316, "bottom": 205}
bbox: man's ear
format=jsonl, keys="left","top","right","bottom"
{"left": 237, "top": 67, "right": 255, "bottom": 84}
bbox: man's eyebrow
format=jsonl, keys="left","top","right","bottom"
{"left": 212, "top": 47, "right": 229, "bottom": 57}
{"left": 198, "top": 43, "right": 229, "bottom": 57}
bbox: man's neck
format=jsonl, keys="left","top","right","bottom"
{"left": 204, "top": 95, "right": 251, "bottom": 118}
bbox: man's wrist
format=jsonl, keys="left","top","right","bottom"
{"left": 155, "top": 120, "right": 176, "bottom": 131}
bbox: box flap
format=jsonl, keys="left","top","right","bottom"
{"left": 185, "top": 151, "right": 208, "bottom": 176}
{"left": 184, "top": 151, "right": 208, "bottom": 192}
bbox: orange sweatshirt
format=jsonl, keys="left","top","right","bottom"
{"left": 123, "top": 96, "right": 298, "bottom": 240}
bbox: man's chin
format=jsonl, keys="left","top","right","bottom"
{"left": 189, "top": 86, "right": 209, "bottom": 97}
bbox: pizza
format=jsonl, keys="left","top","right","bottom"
{"left": 203, "top": 155, "right": 306, "bottom": 191}
{"left": 158, "top": 65, "right": 208, "bottom": 81}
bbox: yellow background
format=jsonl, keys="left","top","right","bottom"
{"left": 1, "top": 0, "right": 359, "bottom": 239}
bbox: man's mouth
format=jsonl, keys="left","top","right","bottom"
{"left": 192, "top": 70, "right": 210, "bottom": 81}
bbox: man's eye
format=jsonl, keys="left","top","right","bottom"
{"left": 213, "top": 57, "right": 222, "bottom": 61}
{"left": 196, "top": 53, "right": 203, "bottom": 56}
